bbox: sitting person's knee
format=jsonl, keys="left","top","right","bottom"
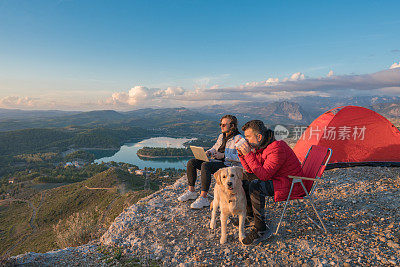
{"left": 187, "top": 158, "right": 197, "bottom": 166}
{"left": 201, "top": 161, "right": 210, "bottom": 169}
{"left": 248, "top": 180, "right": 261, "bottom": 194}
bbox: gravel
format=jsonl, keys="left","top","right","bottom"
{"left": 11, "top": 166, "right": 400, "bottom": 266}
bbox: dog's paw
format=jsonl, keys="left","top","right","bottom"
{"left": 210, "top": 220, "right": 216, "bottom": 229}
{"left": 220, "top": 237, "right": 227, "bottom": 244}
{"left": 239, "top": 235, "right": 246, "bottom": 244}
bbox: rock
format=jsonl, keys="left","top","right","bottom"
{"left": 387, "top": 240, "right": 400, "bottom": 249}
{"left": 9, "top": 167, "right": 400, "bottom": 266}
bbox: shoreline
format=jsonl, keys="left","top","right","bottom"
{"left": 136, "top": 152, "right": 192, "bottom": 159}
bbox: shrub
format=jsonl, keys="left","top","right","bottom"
{"left": 52, "top": 207, "right": 106, "bottom": 248}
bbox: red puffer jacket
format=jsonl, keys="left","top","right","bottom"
{"left": 239, "top": 140, "right": 310, "bottom": 202}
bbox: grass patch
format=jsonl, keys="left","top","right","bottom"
{"left": 0, "top": 201, "right": 32, "bottom": 255}
{"left": 1, "top": 168, "right": 156, "bottom": 257}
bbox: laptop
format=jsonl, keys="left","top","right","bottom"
{"left": 190, "top": 146, "right": 213, "bottom": 162}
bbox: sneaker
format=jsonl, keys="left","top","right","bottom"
{"left": 177, "top": 190, "right": 198, "bottom": 202}
{"left": 242, "top": 226, "right": 272, "bottom": 246}
{"left": 231, "top": 216, "right": 254, "bottom": 228}
{"left": 190, "top": 196, "right": 210, "bottom": 209}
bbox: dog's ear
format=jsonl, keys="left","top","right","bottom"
{"left": 214, "top": 169, "right": 222, "bottom": 185}
{"left": 233, "top": 166, "right": 244, "bottom": 180}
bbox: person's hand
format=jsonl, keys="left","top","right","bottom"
{"left": 237, "top": 141, "right": 251, "bottom": 156}
{"left": 214, "top": 151, "right": 225, "bottom": 159}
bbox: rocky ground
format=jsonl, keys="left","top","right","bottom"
{"left": 9, "top": 166, "right": 400, "bottom": 266}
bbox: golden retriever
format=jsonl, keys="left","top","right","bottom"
{"left": 210, "top": 166, "right": 247, "bottom": 244}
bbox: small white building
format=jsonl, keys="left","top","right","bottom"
{"left": 65, "top": 161, "right": 83, "bottom": 168}
{"left": 135, "top": 170, "right": 144, "bottom": 175}
{"left": 65, "top": 162, "right": 74, "bottom": 167}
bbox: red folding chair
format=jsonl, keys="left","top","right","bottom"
{"left": 275, "top": 145, "right": 332, "bottom": 235}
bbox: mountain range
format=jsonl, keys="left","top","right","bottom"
{"left": 0, "top": 95, "right": 399, "bottom": 131}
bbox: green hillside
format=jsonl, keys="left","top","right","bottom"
{"left": 0, "top": 129, "right": 74, "bottom": 156}
{"left": 0, "top": 126, "right": 151, "bottom": 157}
{"left": 0, "top": 168, "right": 157, "bottom": 257}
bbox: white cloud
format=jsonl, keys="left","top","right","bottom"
{"left": 390, "top": 61, "right": 400, "bottom": 69}
{"left": 209, "top": 68, "right": 400, "bottom": 94}
{"left": 156, "top": 86, "right": 185, "bottom": 97}
{"left": 107, "top": 87, "right": 148, "bottom": 106}
{"left": 281, "top": 72, "right": 305, "bottom": 82}
{"left": 0, "top": 96, "right": 37, "bottom": 108}
{"left": 102, "top": 67, "right": 400, "bottom": 110}
{"left": 103, "top": 86, "right": 190, "bottom": 109}
{"left": 4, "top": 65, "right": 399, "bottom": 111}
{"left": 289, "top": 72, "right": 305, "bottom": 81}
{"left": 244, "top": 77, "right": 279, "bottom": 87}
{"left": 193, "top": 74, "right": 231, "bottom": 89}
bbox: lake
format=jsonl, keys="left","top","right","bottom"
{"left": 94, "top": 137, "right": 196, "bottom": 170}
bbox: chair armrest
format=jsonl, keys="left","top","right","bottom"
{"left": 288, "top": 175, "right": 322, "bottom": 182}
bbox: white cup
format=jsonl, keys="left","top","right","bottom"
{"left": 235, "top": 138, "right": 247, "bottom": 149}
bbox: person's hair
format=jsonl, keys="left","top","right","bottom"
{"left": 242, "top": 120, "right": 275, "bottom": 148}
{"left": 220, "top": 114, "right": 238, "bottom": 127}
{"left": 242, "top": 120, "right": 266, "bottom": 135}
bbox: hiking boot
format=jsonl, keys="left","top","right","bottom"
{"left": 231, "top": 216, "right": 254, "bottom": 228}
{"left": 177, "top": 190, "right": 198, "bottom": 202}
{"left": 190, "top": 196, "right": 210, "bottom": 209}
{"left": 242, "top": 226, "right": 272, "bottom": 246}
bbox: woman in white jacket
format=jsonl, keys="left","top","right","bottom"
{"left": 178, "top": 115, "right": 243, "bottom": 209}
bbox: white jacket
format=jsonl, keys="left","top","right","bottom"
{"left": 207, "top": 133, "right": 243, "bottom": 167}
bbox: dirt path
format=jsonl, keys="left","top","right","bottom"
{"left": 85, "top": 185, "right": 115, "bottom": 190}
{"left": 1, "top": 192, "right": 45, "bottom": 259}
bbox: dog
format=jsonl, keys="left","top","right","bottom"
{"left": 210, "top": 166, "right": 247, "bottom": 244}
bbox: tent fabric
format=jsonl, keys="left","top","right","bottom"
{"left": 293, "top": 106, "right": 400, "bottom": 167}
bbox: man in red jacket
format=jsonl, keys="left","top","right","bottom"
{"left": 236, "top": 120, "right": 304, "bottom": 245}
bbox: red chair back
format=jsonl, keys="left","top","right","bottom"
{"left": 302, "top": 145, "right": 331, "bottom": 179}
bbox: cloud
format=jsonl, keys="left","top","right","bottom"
{"left": 4, "top": 65, "right": 400, "bottom": 111}
{"left": 107, "top": 86, "right": 152, "bottom": 106}
{"left": 193, "top": 74, "right": 231, "bottom": 89}
{"left": 0, "top": 96, "right": 38, "bottom": 108}
{"left": 156, "top": 86, "right": 185, "bottom": 97}
{"left": 390, "top": 61, "right": 400, "bottom": 69}
{"left": 207, "top": 68, "right": 400, "bottom": 95}
{"left": 391, "top": 49, "right": 400, "bottom": 53}
{"left": 102, "top": 66, "right": 400, "bottom": 110}
{"left": 102, "top": 85, "right": 190, "bottom": 108}
{"left": 283, "top": 72, "right": 305, "bottom": 82}
{"left": 244, "top": 77, "right": 279, "bottom": 88}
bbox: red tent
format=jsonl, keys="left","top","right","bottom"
{"left": 293, "top": 106, "right": 400, "bottom": 168}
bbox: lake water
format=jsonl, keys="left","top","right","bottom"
{"left": 94, "top": 137, "right": 196, "bottom": 170}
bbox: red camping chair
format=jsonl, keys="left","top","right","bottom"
{"left": 275, "top": 145, "right": 332, "bottom": 235}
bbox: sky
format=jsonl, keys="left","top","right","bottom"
{"left": 0, "top": 0, "right": 400, "bottom": 111}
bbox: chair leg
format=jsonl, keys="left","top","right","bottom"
{"left": 275, "top": 182, "right": 295, "bottom": 235}
{"left": 299, "top": 198, "right": 323, "bottom": 230}
{"left": 300, "top": 182, "right": 328, "bottom": 233}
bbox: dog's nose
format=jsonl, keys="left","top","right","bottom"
{"left": 227, "top": 182, "right": 232, "bottom": 187}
